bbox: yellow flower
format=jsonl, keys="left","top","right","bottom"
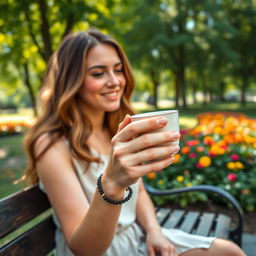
{"left": 235, "top": 161, "right": 244, "bottom": 169}
{"left": 158, "top": 179, "right": 164, "bottom": 185}
{"left": 186, "top": 183, "right": 192, "bottom": 187}
{"left": 227, "top": 162, "right": 236, "bottom": 170}
{"left": 198, "top": 156, "right": 211, "bottom": 167}
{"left": 176, "top": 176, "right": 184, "bottom": 182}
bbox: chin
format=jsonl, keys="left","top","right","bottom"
{"left": 105, "top": 103, "right": 121, "bottom": 112}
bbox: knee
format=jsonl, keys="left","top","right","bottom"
{"left": 212, "top": 239, "right": 245, "bottom": 256}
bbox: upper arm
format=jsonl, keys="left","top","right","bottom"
{"left": 35, "top": 136, "right": 90, "bottom": 245}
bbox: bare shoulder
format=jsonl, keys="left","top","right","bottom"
{"left": 34, "top": 133, "right": 70, "bottom": 159}
{"left": 35, "top": 133, "right": 73, "bottom": 180}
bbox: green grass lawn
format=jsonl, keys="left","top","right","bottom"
{"left": 0, "top": 101, "right": 255, "bottom": 199}
{"left": 0, "top": 134, "right": 27, "bottom": 198}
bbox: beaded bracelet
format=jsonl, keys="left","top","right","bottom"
{"left": 97, "top": 174, "right": 133, "bottom": 205}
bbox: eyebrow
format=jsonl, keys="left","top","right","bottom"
{"left": 87, "top": 62, "right": 123, "bottom": 71}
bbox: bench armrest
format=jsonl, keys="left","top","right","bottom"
{"left": 145, "top": 184, "right": 243, "bottom": 240}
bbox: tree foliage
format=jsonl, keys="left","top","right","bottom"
{"left": 0, "top": 0, "right": 256, "bottom": 112}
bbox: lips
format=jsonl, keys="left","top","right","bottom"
{"left": 101, "top": 91, "right": 118, "bottom": 97}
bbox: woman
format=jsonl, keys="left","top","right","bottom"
{"left": 25, "top": 29, "right": 245, "bottom": 256}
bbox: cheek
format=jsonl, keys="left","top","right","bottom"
{"left": 83, "top": 77, "right": 102, "bottom": 93}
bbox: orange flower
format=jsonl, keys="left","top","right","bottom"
{"left": 210, "top": 144, "right": 225, "bottom": 155}
{"left": 198, "top": 156, "right": 211, "bottom": 168}
{"left": 213, "top": 126, "right": 223, "bottom": 134}
{"left": 173, "top": 153, "right": 181, "bottom": 164}
{"left": 197, "top": 146, "right": 205, "bottom": 152}
{"left": 223, "top": 135, "right": 234, "bottom": 144}
{"left": 242, "top": 189, "right": 250, "bottom": 195}
{"left": 147, "top": 172, "right": 156, "bottom": 179}
{"left": 181, "top": 146, "right": 190, "bottom": 154}
{"left": 203, "top": 136, "right": 214, "bottom": 145}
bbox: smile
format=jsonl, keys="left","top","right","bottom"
{"left": 101, "top": 91, "right": 119, "bottom": 97}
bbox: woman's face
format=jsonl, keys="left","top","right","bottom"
{"left": 79, "top": 43, "right": 126, "bottom": 114}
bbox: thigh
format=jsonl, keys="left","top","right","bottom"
{"left": 179, "top": 238, "right": 245, "bottom": 256}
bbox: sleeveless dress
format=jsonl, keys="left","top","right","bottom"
{"left": 40, "top": 148, "right": 215, "bottom": 255}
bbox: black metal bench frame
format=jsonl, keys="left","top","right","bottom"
{"left": 0, "top": 184, "right": 243, "bottom": 255}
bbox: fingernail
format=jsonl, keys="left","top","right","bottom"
{"left": 172, "top": 132, "right": 180, "bottom": 139}
{"left": 157, "top": 117, "right": 167, "bottom": 126}
{"left": 173, "top": 145, "right": 180, "bottom": 152}
{"left": 169, "top": 157, "right": 175, "bottom": 163}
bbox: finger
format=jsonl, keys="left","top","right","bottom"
{"left": 123, "top": 144, "right": 179, "bottom": 166}
{"left": 147, "top": 246, "right": 156, "bottom": 256}
{"left": 130, "top": 131, "right": 180, "bottom": 154}
{"left": 112, "top": 116, "right": 168, "bottom": 142}
{"left": 113, "top": 131, "right": 180, "bottom": 157}
{"left": 117, "top": 114, "right": 131, "bottom": 132}
{"left": 122, "top": 156, "right": 175, "bottom": 179}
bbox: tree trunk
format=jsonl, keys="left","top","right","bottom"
{"left": 38, "top": 0, "right": 53, "bottom": 61}
{"left": 149, "top": 69, "right": 159, "bottom": 109}
{"left": 192, "top": 82, "right": 197, "bottom": 104}
{"left": 177, "top": 65, "right": 187, "bottom": 110}
{"left": 174, "top": 75, "right": 180, "bottom": 108}
{"left": 219, "top": 81, "right": 225, "bottom": 101}
{"left": 241, "top": 72, "right": 248, "bottom": 106}
{"left": 62, "top": 0, "right": 76, "bottom": 38}
{"left": 202, "top": 77, "right": 207, "bottom": 105}
{"left": 23, "top": 63, "right": 37, "bottom": 117}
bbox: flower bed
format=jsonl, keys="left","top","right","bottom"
{"left": 0, "top": 116, "right": 35, "bottom": 135}
{"left": 144, "top": 112, "right": 256, "bottom": 212}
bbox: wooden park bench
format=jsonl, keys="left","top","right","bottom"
{"left": 0, "top": 183, "right": 243, "bottom": 256}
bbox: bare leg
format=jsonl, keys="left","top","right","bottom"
{"left": 179, "top": 239, "right": 245, "bottom": 256}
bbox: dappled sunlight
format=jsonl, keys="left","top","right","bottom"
{"left": 13, "top": 174, "right": 26, "bottom": 185}
{"left": 0, "top": 148, "right": 7, "bottom": 159}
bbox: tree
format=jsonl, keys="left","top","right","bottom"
{"left": 0, "top": 0, "right": 114, "bottom": 115}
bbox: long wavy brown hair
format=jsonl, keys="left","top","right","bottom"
{"left": 24, "top": 29, "right": 135, "bottom": 184}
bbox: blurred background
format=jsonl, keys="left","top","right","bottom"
{"left": 0, "top": 0, "right": 256, "bottom": 230}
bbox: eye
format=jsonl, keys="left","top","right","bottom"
{"left": 115, "top": 68, "right": 124, "bottom": 73}
{"left": 91, "top": 72, "right": 104, "bottom": 77}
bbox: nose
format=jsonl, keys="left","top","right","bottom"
{"left": 106, "top": 73, "right": 119, "bottom": 87}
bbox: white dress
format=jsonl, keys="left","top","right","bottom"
{"left": 40, "top": 148, "right": 215, "bottom": 255}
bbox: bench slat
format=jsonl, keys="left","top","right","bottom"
{"left": 156, "top": 208, "right": 171, "bottom": 225}
{"left": 163, "top": 209, "right": 185, "bottom": 229}
{"left": 0, "top": 216, "right": 55, "bottom": 256}
{"left": 214, "top": 214, "right": 231, "bottom": 239}
{"left": 196, "top": 213, "right": 215, "bottom": 236}
{"left": 179, "top": 211, "right": 200, "bottom": 233}
{"left": 0, "top": 186, "right": 51, "bottom": 239}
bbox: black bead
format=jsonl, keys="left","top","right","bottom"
{"left": 97, "top": 174, "right": 133, "bottom": 205}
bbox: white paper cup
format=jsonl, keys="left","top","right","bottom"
{"left": 130, "top": 110, "right": 179, "bottom": 146}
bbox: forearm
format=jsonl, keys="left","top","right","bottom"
{"left": 70, "top": 177, "right": 125, "bottom": 256}
{"left": 136, "top": 180, "right": 161, "bottom": 233}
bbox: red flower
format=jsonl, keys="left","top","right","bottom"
{"left": 231, "top": 154, "right": 239, "bottom": 161}
{"left": 189, "top": 152, "right": 197, "bottom": 158}
{"left": 196, "top": 163, "right": 202, "bottom": 168}
{"left": 227, "top": 173, "right": 237, "bottom": 182}
{"left": 186, "top": 140, "right": 199, "bottom": 146}
{"left": 209, "top": 152, "right": 215, "bottom": 157}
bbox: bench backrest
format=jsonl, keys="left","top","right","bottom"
{"left": 0, "top": 185, "right": 55, "bottom": 256}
